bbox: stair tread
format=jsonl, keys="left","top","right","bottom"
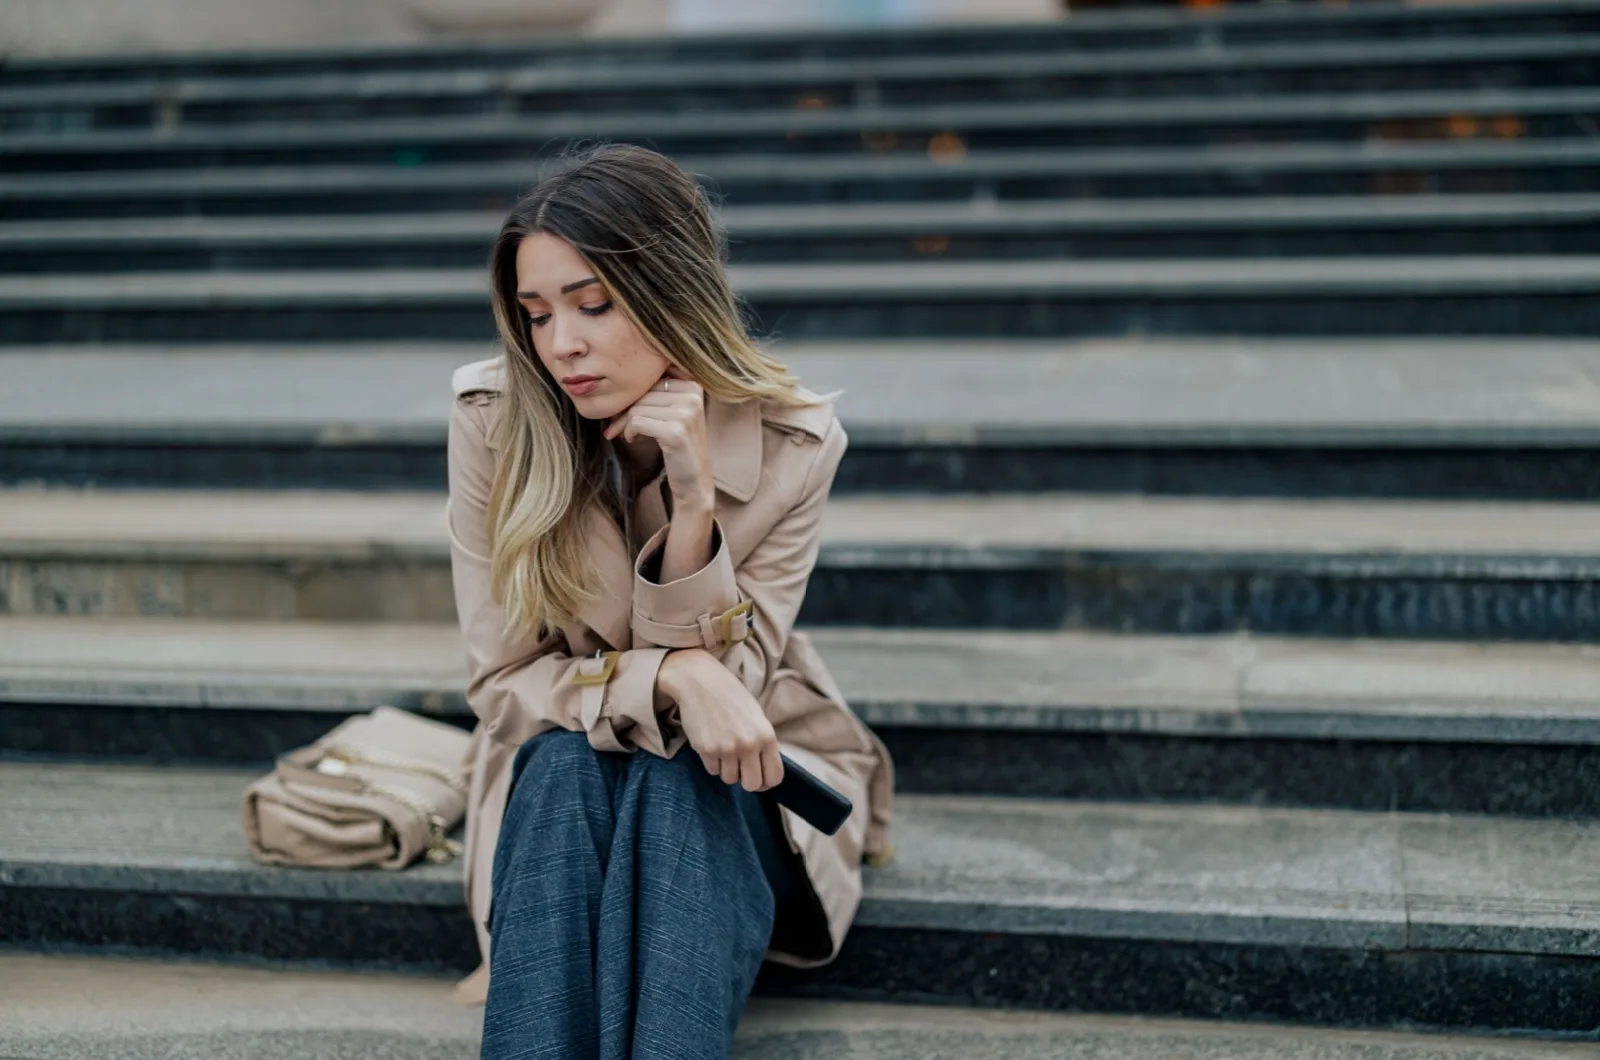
{"left": 2, "top": 758, "right": 1597, "bottom": 955}
{"left": 6, "top": 339, "right": 1600, "bottom": 447}
{"left": 6, "top": 616, "right": 1600, "bottom": 744}
{"left": 5, "top": 955, "right": 1588, "bottom": 1060}
{"left": 9, "top": 487, "right": 1600, "bottom": 571}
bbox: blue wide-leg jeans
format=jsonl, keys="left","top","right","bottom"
{"left": 480, "top": 729, "right": 794, "bottom": 1060}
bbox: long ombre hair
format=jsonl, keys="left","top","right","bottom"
{"left": 485, "top": 143, "right": 810, "bottom": 638}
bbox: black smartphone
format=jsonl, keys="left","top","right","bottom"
{"left": 765, "top": 753, "right": 853, "bottom": 836}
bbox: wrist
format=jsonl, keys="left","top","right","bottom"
{"left": 670, "top": 487, "right": 716, "bottom": 519}
{"left": 656, "top": 648, "right": 713, "bottom": 702}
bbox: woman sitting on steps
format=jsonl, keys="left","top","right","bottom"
{"left": 444, "top": 142, "right": 895, "bottom": 1060}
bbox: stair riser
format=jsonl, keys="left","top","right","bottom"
{"left": 6, "top": 219, "right": 1597, "bottom": 274}
{"left": 7, "top": 700, "right": 1599, "bottom": 818}
{"left": 5, "top": 161, "right": 1594, "bottom": 221}
{"left": 7, "top": 55, "right": 1595, "bottom": 135}
{"left": 883, "top": 728, "right": 1600, "bottom": 817}
{"left": 4, "top": 888, "right": 1597, "bottom": 1037}
{"left": 770, "top": 926, "right": 1600, "bottom": 1036}
{"left": 0, "top": 557, "right": 458, "bottom": 623}
{"left": 8, "top": 110, "right": 1598, "bottom": 174}
{"left": 9, "top": 554, "right": 1600, "bottom": 640}
{"left": 11, "top": 442, "right": 1600, "bottom": 502}
{"left": 5, "top": 291, "right": 1598, "bottom": 343}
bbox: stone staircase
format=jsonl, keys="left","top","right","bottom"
{"left": 4, "top": 1, "right": 1600, "bottom": 1052}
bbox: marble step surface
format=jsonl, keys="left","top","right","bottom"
{"left": 4, "top": 139, "right": 1595, "bottom": 220}
{"left": 2, "top": 258, "right": 1597, "bottom": 342}
{"left": 10, "top": 486, "right": 1600, "bottom": 640}
{"left": 8, "top": 954, "right": 1599, "bottom": 1060}
{"left": 12, "top": 616, "right": 1600, "bottom": 746}
{"left": 8, "top": 339, "right": 1600, "bottom": 497}
{"left": 3, "top": 953, "right": 1597, "bottom": 1060}
{"left": 5, "top": 615, "right": 1600, "bottom": 815}
{"left": 7, "top": 337, "right": 1600, "bottom": 445}
{"left": 4, "top": 761, "right": 1600, "bottom": 1034}
{"left": 3, "top": 196, "right": 1595, "bottom": 272}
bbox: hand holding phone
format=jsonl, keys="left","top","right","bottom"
{"left": 765, "top": 753, "right": 853, "bottom": 836}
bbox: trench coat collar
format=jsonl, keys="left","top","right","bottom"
{"left": 458, "top": 355, "right": 765, "bottom": 502}
{"left": 704, "top": 393, "right": 764, "bottom": 504}
{"left": 455, "top": 355, "right": 771, "bottom": 650}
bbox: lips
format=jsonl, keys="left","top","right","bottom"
{"left": 562, "top": 376, "right": 602, "bottom": 397}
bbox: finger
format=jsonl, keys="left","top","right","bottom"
{"left": 630, "top": 390, "right": 701, "bottom": 410}
{"left": 740, "top": 751, "right": 767, "bottom": 793}
{"left": 718, "top": 753, "right": 742, "bottom": 786}
{"left": 649, "top": 376, "right": 702, "bottom": 398}
{"left": 759, "top": 743, "right": 784, "bottom": 793}
{"left": 698, "top": 752, "right": 722, "bottom": 777}
{"left": 621, "top": 414, "right": 676, "bottom": 445}
{"left": 603, "top": 412, "right": 629, "bottom": 440}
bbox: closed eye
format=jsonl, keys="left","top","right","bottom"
{"left": 526, "top": 302, "right": 613, "bottom": 329}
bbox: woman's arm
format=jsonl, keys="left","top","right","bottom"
{"left": 630, "top": 416, "right": 848, "bottom": 699}
{"left": 656, "top": 494, "right": 716, "bottom": 585}
{"left": 446, "top": 396, "right": 679, "bottom": 756}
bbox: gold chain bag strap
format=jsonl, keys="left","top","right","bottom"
{"left": 242, "top": 706, "right": 470, "bottom": 871}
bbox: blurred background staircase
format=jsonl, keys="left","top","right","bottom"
{"left": 4, "top": 1, "right": 1600, "bottom": 1054}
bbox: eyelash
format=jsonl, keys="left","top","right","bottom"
{"left": 526, "top": 302, "right": 613, "bottom": 328}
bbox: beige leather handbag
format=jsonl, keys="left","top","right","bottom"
{"left": 242, "top": 706, "right": 470, "bottom": 871}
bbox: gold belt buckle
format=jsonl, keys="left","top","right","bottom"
{"left": 719, "top": 600, "right": 754, "bottom": 646}
{"left": 572, "top": 650, "right": 620, "bottom": 687}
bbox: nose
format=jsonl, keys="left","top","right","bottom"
{"left": 547, "top": 309, "right": 588, "bottom": 361}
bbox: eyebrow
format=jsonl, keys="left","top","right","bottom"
{"left": 517, "top": 277, "right": 599, "bottom": 300}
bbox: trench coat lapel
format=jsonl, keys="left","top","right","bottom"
{"left": 705, "top": 394, "right": 763, "bottom": 503}
{"left": 571, "top": 394, "right": 765, "bottom": 649}
{"left": 572, "top": 503, "right": 636, "bottom": 651}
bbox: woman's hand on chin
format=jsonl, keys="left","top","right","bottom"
{"left": 657, "top": 649, "right": 783, "bottom": 793}
{"left": 603, "top": 370, "right": 715, "bottom": 515}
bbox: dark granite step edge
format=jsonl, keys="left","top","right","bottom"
{"left": 4, "top": 138, "right": 1593, "bottom": 201}
{"left": 4, "top": 193, "right": 1598, "bottom": 247}
{"left": 5, "top": 86, "right": 1599, "bottom": 156}
{"left": 7, "top": 257, "right": 1600, "bottom": 304}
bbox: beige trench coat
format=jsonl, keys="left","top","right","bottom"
{"left": 444, "top": 356, "right": 895, "bottom": 1004}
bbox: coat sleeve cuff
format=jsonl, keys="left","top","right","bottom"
{"left": 580, "top": 646, "right": 683, "bottom": 758}
{"left": 631, "top": 520, "right": 753, "bottom": 651}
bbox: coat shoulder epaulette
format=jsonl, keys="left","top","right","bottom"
{"left": 452, "top": 356, "right": 506, "bottom": 403}
{"left": 760, "top": 387, "right": 838, "bottom": 442}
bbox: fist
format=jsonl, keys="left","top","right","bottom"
{"left": 604, "top": 372, "right": 714, "bottom": 512}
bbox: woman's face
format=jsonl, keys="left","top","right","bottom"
{"left": 514, "top": 231, "right": 669, "bottom": 421}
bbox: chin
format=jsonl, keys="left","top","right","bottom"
{"left": 570, "top": 393, "right": 627, "bottom": 421}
